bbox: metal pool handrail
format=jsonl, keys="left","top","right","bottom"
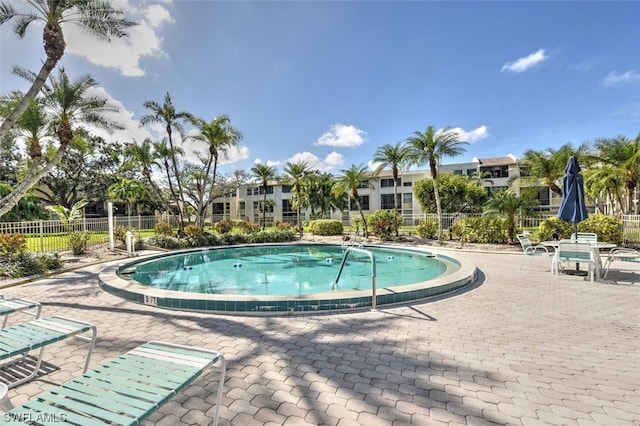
{"left": 334, "top": 247, "right": 378, "bottom": 311}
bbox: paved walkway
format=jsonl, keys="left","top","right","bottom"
{"left": 0, "top": 247, "right": 638, "bottom": 425}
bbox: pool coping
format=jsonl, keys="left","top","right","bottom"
{"left": 98, "top": 243, "right": 478, "bottom": 315}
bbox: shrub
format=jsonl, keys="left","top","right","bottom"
{"left": 0, "top": 252, "right": 59, "bottom": 278}
{"left": 238, "top": 221, "right": 260, "bottom": 234}
{"left": 578, "top": 214, "right": 623, "bottom": 245}
{"left": 184, "top": 224, "right": 204, "bottom": 238}
{"left": 145, "top": 235, "right": 186, "bottom": 250}
{"left": 451, "top": 216, "right": 509, "bottom": 243}
{"left": 214, "top": 220, "right": 234, "bottom": 234}
{"left": 307, "top": 219, "right": 343, "bottom": 236}
{"left": 154, "top": 222, "right": 173, "bottom": 236}
{"left": 220, "top": 233, "right": 249, "bottom": 245}
{"left": 0, "top": 233, "right": 27, "bottom": 256}
{"left": 68, "top": 231, "right": 91, "bottom": 255}
{"left": 248, "top": 229, "right": 297, "bottom": 244}
{"left": 367, "top": 210, "right": 402, "bottom": 241}
{"left": 114, "top": 226, "right": 132, "bottom": 245}
{"left": 276, "top": 222, "right": 293, "bottom": 231}
{"left": 416, "top": 219, "right": 438, "bottom": 239}
{"left": 537, "top": 217, "right": 575, "bottom": 242}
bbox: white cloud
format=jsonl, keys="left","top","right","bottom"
{"left": 287, "top": 151, "right": 344, "bottom": 172}
{"left": 443, "top": 125, "right": 489, "bottom": 143}
{"left": 501, "top": 49, "right": 548, "bottom": 73}
{"left": 368, "top": 160, "right": 383, "bottom": 171}
{"left": 63, "top": 1, "right": 173, "bottom": 77}
{"left": 315, "top": 124, "right": 367, "bottom": 147}
{"left": 182, "top": 137, "right": 250, "bottom": 166}
{"left": 84, "top": 86, "right": 153, "bottom": 143}
{"left": 604, "top": 70, "right": 640, "bottom": 87}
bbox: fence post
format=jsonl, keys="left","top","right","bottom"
{"left": 39, "top": 220, "right": 44, "bottom": 253}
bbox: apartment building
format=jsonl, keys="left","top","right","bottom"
{"left": 210, "top": 155, "right": 559, "bottom": 225}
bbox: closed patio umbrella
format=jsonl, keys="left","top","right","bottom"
{"left": 557, "top": 156, "right": 589, "bottom": 272}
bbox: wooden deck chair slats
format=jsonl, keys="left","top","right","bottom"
{"left": 0, "top": 299, "right": 41, "bottom": 328}
{"left": 0, "top": 341, "right": 226, "bottom": 426}
{"left": 0, "top": 316, "right": 96, "bottom": 389}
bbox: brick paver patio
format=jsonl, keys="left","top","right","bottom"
{"left": 0, "top": 247, "right": 638, "bottom": 425}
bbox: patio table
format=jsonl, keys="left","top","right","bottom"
{"left": 541, "top": 241, "right": 616, "bottom": 279}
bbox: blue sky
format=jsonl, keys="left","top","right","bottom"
{"left": 1, "top": 0, "right": 639, "bottom": 176}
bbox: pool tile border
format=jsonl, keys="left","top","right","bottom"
{"left": 98, "top": 243, "right": 478, "bottom": 315}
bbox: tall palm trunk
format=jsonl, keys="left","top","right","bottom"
{"left": 166, "top": 126, "right": 186, "bottom": 228}
{"left": 0, "top": 23, "right": 64, "bottom": 139}
{"left": 0, "top": 141, "right": 69, "bottom": 217}
{"left": 429, "top": 159, "right": 443, "bottom": 240}
{"left": 262, "top": 189, "right": 267, "bottom": 230}
{"left": 433, "top": 178, "right": 443, "bottom": 240}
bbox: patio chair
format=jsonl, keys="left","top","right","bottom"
{"left": 517, "top": 234, "right": 552, "bottom": 270}
{"left": 0, "top": 341, "right": 226, "bottom": 426}
{"left": 571, "top": 232, "right": 598, "bottom": 243}
{"left": 552, "top": 240, "right": 595, "bottom": 282}
{"left": 0, "top": 298, "right": 41, "bottom": 328}
{"left": 602, "top": 248, "right": 640, "bottom": 278}
{"left": 0, "top": 316, "right": 96, "bottom": 388}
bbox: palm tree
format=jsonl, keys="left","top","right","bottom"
{"left": 332, "top": 164, "right": 374, "bottom": 238}
{"left": 593, "top": 134, "right": 640, "bottom": 214}
{"left": 583, "top": 164, "right": 626, "bottom": 215}
{"left": 190, "top": 114, "right": 242, "bottom": 225}
{"left": 373, "top": 141, "right": 410, "bottom": 212}
{"left": 108, "top": 178, "right": 146, "bottom": 228}
{"left": 0, "top": 0, "right": 135, "bottom": 139}
{"left": 303, "top": 172, "right": 347, "bottom": 219}
{"left": 406, "top": 126, "right": 468, "bottom": 239}
{"left": 283, "top": 161, "right": 313, "bottom": 238}
{"left": 484, "top": 190, "right": 536, "bottom": 243}
{"left": 140, "top": 93, "right": 193, "bottom": 229}
{"left": 124, "top": 138, "right": 172, "bottom": 217}
{"left": 0, "top": 68, "right": 122, "bottom": 218}
{"left": 45, "top": 199, "right": 88, "bottom": 233}
{"left": 250, "top": 163, "right": 278, "bottom": 230}
{"left": 0, "top": 91, "right": 51, "bottom": 166}
{"left": 519, "top": 143, "right": 592, "bottom": 198}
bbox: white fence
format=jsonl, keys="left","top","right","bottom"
{"left": 1, "top": 213, "right": 638, "bottom": 253}
{"left": 0, "top": 215, "right": 161, "bottom": 253}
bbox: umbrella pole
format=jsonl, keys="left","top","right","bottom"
{"left": 574, "top": 224, "right": 580, "bottom": 272}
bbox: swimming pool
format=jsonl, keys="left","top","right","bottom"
{"left": 99, "top": 243, "right": 477, "bottom": 314}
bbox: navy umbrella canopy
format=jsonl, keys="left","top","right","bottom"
{"left": 557, "top": 155, "right": 588, "bottom": 234}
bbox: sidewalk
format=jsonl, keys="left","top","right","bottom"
{"left": 0, "top": 247, "right": 638, "bottom": 425}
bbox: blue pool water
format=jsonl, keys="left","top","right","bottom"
{"left": 125, "top": 244, "right": 448, "bottom": 296}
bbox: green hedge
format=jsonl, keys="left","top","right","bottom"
{"left": 451, "top": 217, "right": 509, "bottom": 243}
{"left": 307, "top": 219, "right": 343, "bottom": 236}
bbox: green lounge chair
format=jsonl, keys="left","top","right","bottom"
{"left": 0, "top": 298, "right": 42, "bottom": 328}
{"left": 0, "top": 341, "right": 226, "bottom": 426}
{"left": 0, "top": 316, "right": 97, "bottom": 389}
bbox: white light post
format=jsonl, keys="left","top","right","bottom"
{"left": 108, "top": 202, "right": 115, "bottom": 252}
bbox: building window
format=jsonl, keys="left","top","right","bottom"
{"left": 282, "top": 199, "right": 296, "bottom": 223}
{"left": 350, "top": 196, "right": 369, "bottom": 210}
{"left": 466, "top": 168, "right": 477, "bottom": 176}
{"left": 380, "top": 178, "right": 400, "bottom": 187}
{"left": 253, "top": 201, "right": 273, "bottom": 213}
{"left": 402, "top": 193, "right": 412, "bottom": 210}
{"left": 402, "top": 181, "right": 412, "bottom": 187}
{"left": 380, "top": 194, "right": 395, "bottom": 209}
{"left": 481, "top": 166, "right": 509, "bottom": 178}
{"left": 357, "top": 180, "right": 369, "bottom": 189}
{"left": 282, "top": 185, "right": 292, "bottom": 193}
{"left": 536, "top": 187, "right": 550, "bottom": 206}
{"left": 258, "top": 186, "right": 274, "bottom": 195}
{"left": 453, "top": 169, "right": 463, "bottom": 175}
